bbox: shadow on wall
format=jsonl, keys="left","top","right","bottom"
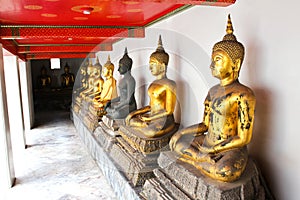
{"left": 247, "top": 38, "right": 276, "bottom": 198}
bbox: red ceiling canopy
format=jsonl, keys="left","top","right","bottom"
{"left": 0, "top": 0, "right": 236, "bottom": 60}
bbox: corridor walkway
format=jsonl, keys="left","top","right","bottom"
{"left": 3, "top": 110, "right": 117, "bottom": 200}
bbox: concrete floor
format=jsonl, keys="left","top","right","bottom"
{"left": 2, "top": 110, "right": 117, "bottom": 200}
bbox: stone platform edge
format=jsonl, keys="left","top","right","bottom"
{"left": 72, "top": 111, "right": 142, "bottom": 200}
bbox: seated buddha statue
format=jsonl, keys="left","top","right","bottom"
{"left": 78, "top": 59, "right": 100, "bottom": 101}
{"left": 72, "top": 60, "right": 87, "bottom": 111}
{"left": 125, "top": 36, "right": 177, "bottom": 138}
{"left": 86, "top": 57, "right": 104, "bottom": 101}
{"left": 92, "top": 55, "right": 117, "bottom": 116}
{"left": 169, "top": 15, "right": 256, "bottom": 182}
{"left": 60, "top": 62, "right": 75, "bottom": 88}
{"left": 37, "top": 66, "right": 51, "bottom": 89}
{"left": 105, "top": 48, "right": 137, "bottom": 119}
{"left": 73, "top": 59, "right": 88, "bottom": 98}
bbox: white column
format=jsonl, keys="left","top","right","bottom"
{"left": 0, "top": 45, "right": 15, "bottom": 192}
{"left": 3, "top": 54, "right": 26, "bottom": 154}
{"left": 19, "top": 60, "right": 35, "bottom": 131}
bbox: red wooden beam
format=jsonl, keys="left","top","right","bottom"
{"left": 18, "top": 44, "right": 112, "bottom": 54}
{"left": 26, "top": 53, "right": 95, "bottom": 60}
{"left": 114, "top": 0, "right": 235, "bottom": 6}
{"left": 0, "top": 26, "right": 145, "bottom": 39}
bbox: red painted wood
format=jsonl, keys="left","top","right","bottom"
{"left": 0, "top": 0, "right": 235, "bottom": 59}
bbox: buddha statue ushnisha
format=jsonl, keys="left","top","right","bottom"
{"left": 170, "top": 15, "right": 256, "bottom": 182}
{"left": 93, "top": 55, "right": 117, "bottom": 113}
{"left": 105, "top": 47, "right": 137, "bottom": 119}
{"left": 125, "top": 35, "right": 177, "bottom": 138}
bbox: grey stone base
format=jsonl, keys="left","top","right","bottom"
{"left": 94, "top": 124, "right": 117, "bottom": 152}
{"left": 109, "top": 136, "right": 163, "bottom": 187}
{"left": 141, "top": 151, "right": 266, "bottom": 200}
{"left": 102, "top": 115, "right": 125, "bottom": 132}
{"left": 72, "top": 111, "right": 141, "bottom": 200}
{"left": 118, "top": 124, "right": 179, "bottom": 153}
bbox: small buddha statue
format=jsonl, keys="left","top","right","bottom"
{"left": 125, "top": 35, "right": 177, "bottom": 138}
{"left": 169, "top": 15, "right": 256, "bottom": 182}
{"left": 92, "top": 55, "right": 117, "bottom": 115}
{"left": 73, "top": 60, "right": 87, "bottom": 112}
{"left": 73, "top": 59, "right": 88, "bottom": 96}
{"left": 86, "top": 57, "right": 104, "bottom": 101}
{"left": 60, "top": 62, "right": 75, "bottom": 88}
{"left": 37, "top": 66, "right": 51, "bottom": 89}
{"left": 78, "top": 59, "right": 99, "bottom": 100}
{"left": 105, "top": 48, "right": 137, "bottom": 119}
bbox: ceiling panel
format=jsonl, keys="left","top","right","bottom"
{"left": 0, "top": 0, "right": 235, "bottom": 60}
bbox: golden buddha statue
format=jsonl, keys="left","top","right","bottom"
{"left": 78, "top": 59, "right": 100, "bottom": 101}
{"left": 37, "top": 66, "right": 51, "bottom": 89}
{"left": 72, "top": 60, "right": 87, "bottom": 111}
{"left": 105, "top": 47, "right": 137, "bottom": 119}
{"left": 73, "top": 60, "right": 88, "bottom": 96}
{"left": 60, "top": 62, "right": 75, "bottom": 88}
{"left": 125, "top": 35, "right": 177, "bottom": 138}
{"left": 169, "top": 15, "right": 256, "bottom": 182}
{"left": 92, "top": 55, "right": 117, "bottom": 115}
{"left": 86, "top": 57, "right": 104, "bottom": 101}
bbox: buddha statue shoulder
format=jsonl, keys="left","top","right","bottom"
{"left": 125, "top": 36, "right": 177, "bottom": 138}
{"left": 169, "top": 15, "right": 256, "bottom": 182}
{"left": 105, "top": 47, "right": 137, "bottom": 119}
{"left": 60, "top": 62, "right": 75, "bottom": 88}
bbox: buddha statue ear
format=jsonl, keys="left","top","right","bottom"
{"left": 233, "top": 59, "right": 241, "bottom": 72}
{"left": 233, "top": 58, "right": 241, "bottom": 79}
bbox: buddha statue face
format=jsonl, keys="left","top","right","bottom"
{"left": 86, "top": 65, "right": 93, "bottom": 76}
{"left": 211, "top": 50, "right": 238, "bottom": 80}
{"left": 64, "top": 65, "right": 70, "bottom": 73}
{"left": 102, "top": 65, "right": 113, "bottom": 78}
{"left": 149, "top": 57, "right": 165, "bottom": 76}
{"left": 41, "top": 67, "right": 47, "bottom": 75}
{"left": 118, "top": 63, "right": 128, "bottom": 75}
{"left": 80, "top": 67, "right": 86, "bottom": 76}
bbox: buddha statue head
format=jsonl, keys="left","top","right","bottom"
{"left": 103, "top": 55, "right": 114, "bottom": 78}
{"left": 64, "top": 62, "right": 70, "bottom": 73}
{"left": 149, "top": 35, "right": 169, "bottom": 77}
{"left": 93, "top": 56, "right": 102, "bottom": 77}
{"left": 80, "top": 60, "right": 87, "bottom": 76}
{"left": 118, "top": 47, "right": 133, "bottom": 75}
{"left": 86, "top": 59, "right": 94, "bottom": 76}
{"left": 212, "top": 14, "right": 244, "bottom": 81}
{"left": 41, "top": 66, "right": 47, "bottom": 75}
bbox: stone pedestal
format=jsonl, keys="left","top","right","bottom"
{"left": 109, "top": 125, "right": 179, "bottom": 187}
{"left": 72, "top": 111, "right": 141, "bottom": 200}
{"left": 141, "top": 151, "right": 266, "bottom": 200}
{"left": 102, "top": 115, "right": 125, "bottom": 134}
{"left": 94, "top": 124, "right": 117, "bottom": 152}
{"left": 118, "top": 125, "right": 178, "bottom": 153}
{"left": 83, "top": 106, "right": 99, "bottom": 132}
{"left": 93, "top": 116, "right": 125, "bottom": 151}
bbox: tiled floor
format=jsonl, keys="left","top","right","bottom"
{"left": 2, "top": 110, "right": 117, "bottom": 200}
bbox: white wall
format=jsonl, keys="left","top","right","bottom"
{"left": 93, "top": 0, "right": 299, "bottom": 199}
